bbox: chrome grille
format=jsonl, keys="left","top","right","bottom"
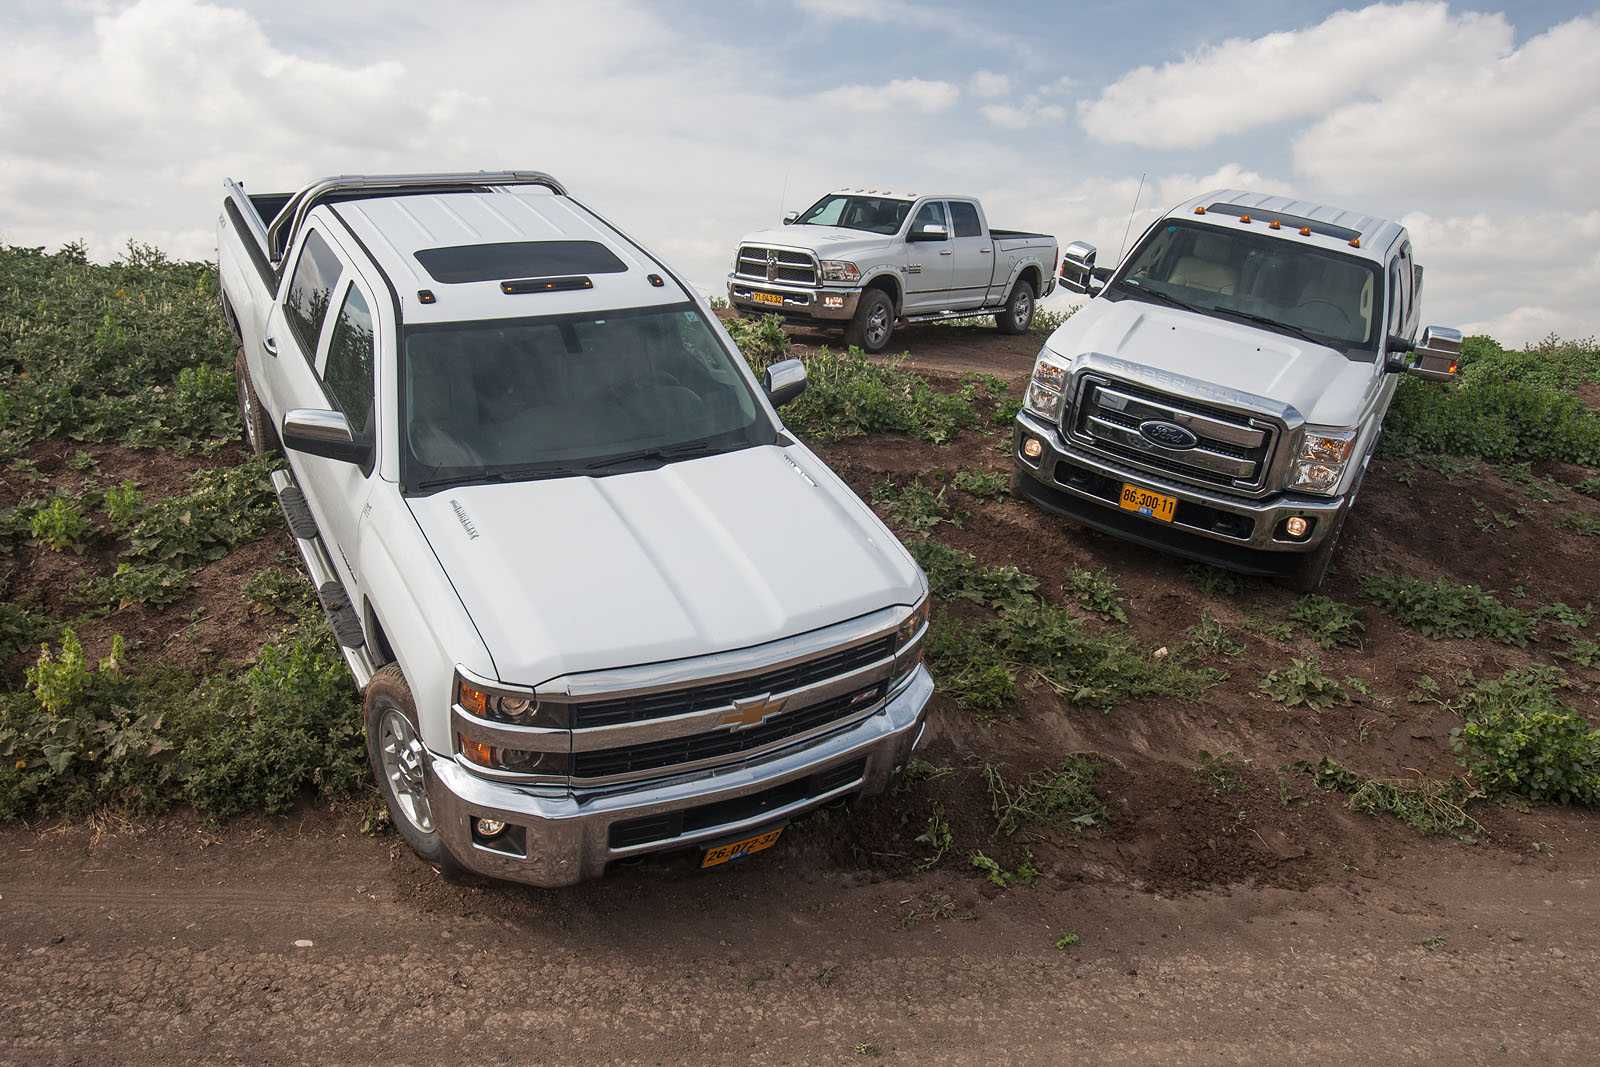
{"left": 1071, "top": 376, "right": 1278, "bottom": 491}
{"left": 735, "top": 245, "right": 818, "bottom": 287}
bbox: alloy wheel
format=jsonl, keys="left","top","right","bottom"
{"left": 379, "top": 708, "right": 434, "bottom": 834}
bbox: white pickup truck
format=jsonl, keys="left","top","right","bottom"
{"left": 1014, "top": 189, "right": 1462, "bottom": 591}
{"left": 727, "top": 189, "right": 1058, "bottom": 353}
{"left": 216, "top": 171, "right": 932, "bottom": 886}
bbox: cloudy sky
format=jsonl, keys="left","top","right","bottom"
{"left": 1, "top": 0, "right": 1595, "bottom": 344}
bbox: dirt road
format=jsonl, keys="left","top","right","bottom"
{"left": 3, "top": 810, "right": 1598, "bottom": 1065}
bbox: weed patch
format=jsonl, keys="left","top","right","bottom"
{"left": 1260, "top": 657, "right": 1347, "bottom": 710}
{"left": 76, "top": 562, "right": 192, "bottom": 613}
{"left": 1287, "top": 595, "right": 1365, "bottom": 649}
{"left": 120, "top": 457, "right": 278, "bottom": 567}
{"left": 985, "top": 759, "right": 1105, "bottom": 836}
{"left": 1305, "top": 757, "right": 1483, "bottom": 836}
{"left": 779, "top": 346, "right": 1005, "bottom": 444}
{"left": 1066, "top": 566, "right": 1127, "bottom": 623}
{"left": 1453, "top": 667, "right": 1600, "bottom": 805}
{"left": 1361, "top": 575, "right": 1535, "bottom": 645}
{"left": 871, "top": 480, "right": 953, "bottom": 535}
{"left": 952, "top": 468, "right": 1009, "bottom": 498}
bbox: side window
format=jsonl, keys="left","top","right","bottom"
{"left": 911, "top": 200, "right": 948, "bottom": 237}
{"left": 284, "top": 230, "right": 343, "bottom": 358}
{"left": 322, "top": 284, "right": 375, "bottom": 439}
{"left": 948, "top": 201, "right": 983, "bottom": 238}
{"left": 1398, "top": 246, "right": 1416, "bottom": 335}
{"left": 1386, "top": 258, "right": 1406, "bottom": 336}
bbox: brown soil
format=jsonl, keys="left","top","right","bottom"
{"left": 4, "top": 328, "right": 1600, "bottom": 1062}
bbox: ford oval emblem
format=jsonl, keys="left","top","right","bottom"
{"left": 1139, "top": 419, "right": 1198, "bottom": 450}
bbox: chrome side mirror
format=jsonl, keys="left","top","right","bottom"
{"left": 1060, "top": 240, "right": 1098, "bottom": 295}
{"left": 907, "top": 222, "right": 948, "bottom": 242}
{"left": 1409, "top": 325, "right": 1463, "bottom": 382}
{"left": 782, "top": 211, "right": 798, "bottom": 225}
{"left": 762, "top": 357, "right": 808, "bottom": 408}
{"left": 282, "top": 408, "right": 372, "bottom": 466}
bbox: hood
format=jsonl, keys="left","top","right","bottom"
{"left": 407, "top": 444, "right": 922, "bottom": 688}
{"left": 1046, "top": 297, "right": 1373, "bottom": 426}
{"left": 739, "top": 226, "right": 896, "bottom": 261}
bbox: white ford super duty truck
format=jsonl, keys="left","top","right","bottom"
{"left": 1014, "top": 189, "right": 1462, "bottom": 591}
{"left": 727, "top": 189, "right": 1058, "bottom": 353}
{"left": 216, "top": 171, "right": 932, "bottom": 886}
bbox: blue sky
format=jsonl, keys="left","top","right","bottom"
{"left": 2, "top": 0, "right": 1597, "bottom": 342}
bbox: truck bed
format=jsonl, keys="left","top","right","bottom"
{"left": 991, "top": 228, "right": 1052, "bottom": 241}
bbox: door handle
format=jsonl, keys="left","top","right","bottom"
{"left": 938, "top": 250, "right": 953, "bottom": 256}
{"left": 978, "top": 248, "right": 992, "bottom": 255}
{"left": 263, "top": 335, "right": 279, "bottom": 357}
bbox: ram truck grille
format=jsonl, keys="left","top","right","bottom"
{"left": 735, "top": 245, "right": 818, "bottom": 287}
{"left": 1070, "top": 376, "right": 1278, "bottom": 492}
{"left": 572, "top": 681, "right": 888, "bottom": 780}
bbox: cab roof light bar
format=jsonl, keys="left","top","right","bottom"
{"left": 501, "top": 275, "right": 593, "bottom": 294}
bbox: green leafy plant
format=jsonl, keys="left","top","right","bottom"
{"left": 1196, "top": 751, "right": 1246, "bottom": 795}
{"left": 914, "top": 805, "right": 954, "bottom": 869}
{"left": 721, "top": 312, "right": 789, "bottom": 373}
{"left": 1304, "top": 757, "right": 1482, "bottom": 836}
{"left": 1287, "top": 595, "right": 1365, "bottom": 649}
{"left": 76, "top": 562, "right": 192, "bottom": 613}
{"left": 1066, "top": 566, "right": 1127, "bottom": 623}
{"left": 1452, "top": 667, "right": 1600, "bottom": 806}
{"left": 1185, "top": 564, "right": 1246, "bottom": 597}
{"left": 777, "top": 346, "right": 1004, "bottom": 445}
{"left": 1182, "top": 612, "right": 1244, "bottom": 658}
{"left": 1360, "top": 575, "right": 1535, "bottom": 645}
{"left": 952, "top": 468, "right": 1009, "bottom": 498}
{"left": 985, "top": 759, "right": 1105, "bottom": 836}
{"left": 1557, "top": 512, "right": 1600, "bottom": 537}
{"left": 1259, "top": 657, "right": 1347, "bottom": 710}
{"left": 121, "top": 457, "right": 278, "bottom": 567}
{"left": 969, "top": 850, "right": 1039, "bottom": 888}
{"left": 1575, "top": 476, "right": 1600, "bottom": 498}
{"left": 871, "top": 480, "right": 953, "bottom": 535}
{"left": 243, "top": 566, "right": 316, "bottom": 617}
{"left": 1053, "top": 931, "right": 1082, "bottom": 950}
{"left": 101, "top": 481, "right": 143, "bottom": 530}
{"left": 28, "top": 496, "right": 94, "bottom": 553}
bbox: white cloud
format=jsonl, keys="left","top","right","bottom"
{"left": 815, "top": 78, "right": 960, "bottom": 114}
{"left": 979, "top": 102, "right": 1067, "bottom": 130}
{"left": 969, "top": 71, "right": 1011, "bottom": 98}
{"left": 1079, "top": 2, "right": 1508, "bottom": 149}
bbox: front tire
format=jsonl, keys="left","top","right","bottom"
{"left": 996, "top": 279, "right": 1036, "bottom": 335}
{"left": 364, "top": 664, "right": 465, "bottom": 878}
{"left": 846, "top": 289, "right": 895, "bottom": 353}
{"left": 234, "top": 347, "right": 279, "bottom": 455}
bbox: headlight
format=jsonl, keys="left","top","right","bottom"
{"left": 1289, "top": 428, "right": 1358, "bottom": 494}
{"left": 454, "top": 671, "right": 566, "bottom": 727}
{"left": 819, "top": 259, "right": 861, "bottom": 283}
{"left": 1024, "top": 348, "right": 1072, "bottom": 421}
{"left": 896, "top": 595, "right": 929, "bottom": 649}
{"left": 457, "top": 735, "right": 570, "bottom": 776}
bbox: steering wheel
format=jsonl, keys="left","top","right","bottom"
{"left": 1293, "top": 299, "right": 1352, "bottom": 329}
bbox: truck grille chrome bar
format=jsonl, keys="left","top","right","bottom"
{"left": 1070, "top": 375, "right": 1279, "bottom": 492}
{"left": 735, "top": 245, "right": 818, "bottom": 287}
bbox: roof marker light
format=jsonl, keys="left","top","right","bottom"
{"left": 1193, "top": 206, "right": 1206, "bottom": 215}
{"left": 1300, "top": 226, "right": 1312, "bottom": 237}
{"left": 1239, "top": 214, "right": 1252, "bottom": 224}
{"left": 1349, "top": 237, "right": 1361, "bottom": 248}
{"left": 417, "top": 289, "right": 436, "bottom": 304}
{"left": 1268, "top": 219, "right": 1281, "bottom": 230}
{"left": 647, "top": 273, "right": 665, "bottom": 287}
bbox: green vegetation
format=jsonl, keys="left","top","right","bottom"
{"left": 1053, "top": 931, "right": 1082, "bottom": 950}
{"left": 1383, "top": 335, "right": 1600, "bottom": 466}
{"left": 28, "top": 496, "right": 94, "bottom": 553}
{"left": 1065, "top": 566, "right": 1127, "bottom": 623}
{"left": 1183, "top": 612, "right": 1245, "bottom": 658}
{"left": 910, "top": 541, "right": 1220, "bottom": 712}
{"left": 780, "top": 346, "right": 1008, "bottom": 444}
{"left": 1575, "top": 476, "right": 1600, "bottom": 498}
{"left": 1453, "top": 667, "right": 1600, "bottom": 806}
{"left": 871, "top": 480, "right": 953, "bottom": 535}
{"left": 985, "top": 759, "right": 1105, "bottom": 836}
{"left": 1557, "top": 512, "right": 1600, "bottom": 537}
{"left": 969, "top": 850, "right": 1039, "bottom": 888}
{"left": 243, "top": 566, "right": 316, "bottom": 616}
{"left": 1259, "top": 657, "right": 1347, "bottom": 710}
{"left": 1360, "top": 575, "right": 1535, "bottom": 645}
{"left": 952, "top": 468, "right": 1009, "bottom": 498}
{"left": 914, "top": 806, "right": 954, "bottom": 869}
{"left": 720, "top": 312, "right": 789, "bottom": 373}
{"left": 1195, "top": 751, "right": 1246, "bottom": 795}
{"left": 1286, "top": 595, "right": 1365, "bottom": 649}
{"left": 0, "top": 603, "right": 56, "bottom": 671}
{"left": 1306, "top": 757, "right": 1483, "bottom": 837}
{"left": 120, "top": 457, "right": 278, "bottom": 566}
{"left": 0, "top": 243, "right": 237, "bottom": 458}
{"left": 75, "top": 562, "right": 192, "bottom": 613}
{"left": 1185, "top": 564, "right": 1247, "bottom": 597}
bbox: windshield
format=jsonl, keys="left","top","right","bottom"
{"left": 794, "top": 195, "right": 913, "bottom": 235}
{"left": 401, "top": 303, "right": 775, "bottom": 491}
{"left": 1109, "top": 220, "right": 1384, "bottom": 356}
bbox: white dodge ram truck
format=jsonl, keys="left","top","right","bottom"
{"left": 1014, "top": 189, "right": 1462, "bottom": 591}
{"left": 727, "top": 189, "right": 1058, "bottom": 353}
{"left": 216, "top": 171, "right": 932, "bottom": 886}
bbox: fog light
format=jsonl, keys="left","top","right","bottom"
{"left": 474, "top": 817, "right": 506, "bottom": 838}
{"left": 1022, "top": 437, "right": 1044, "bottom": 460}
{"left": 1285, "top": 516, "right": 1310, "bottom": 539}
{"left": 822, "top": 294, "right": 845, "bottom": 308}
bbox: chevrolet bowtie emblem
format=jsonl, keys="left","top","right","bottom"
{"left": 719, "top": 692, "right": 786, "bottom": 730}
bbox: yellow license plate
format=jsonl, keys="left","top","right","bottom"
{"left": 1119, "top": 483, "right": 1178, "bottom": 523}
{"left": 751, "top": 291, "right": 785, "bottom": 307}
{"left": 701, "top": 827, "right": 784, "bottom": 868}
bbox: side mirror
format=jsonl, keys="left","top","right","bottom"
{"left": 1060, "top": 241, "right": 1098, "bottom": 295}
{"left": 282, "top": 408, "right": 372, "bottom": 466}
{"left": 1385, "top": 326, "right": 1462, "bottom": 381}
{"left": 762, "top": 357, "right": 808, "bottom": 408}
{"left": 782, "top": 211, "right": 798, "bottom": 225}
{"left": 907, "top": 222, "right": 948, "bottom": 242}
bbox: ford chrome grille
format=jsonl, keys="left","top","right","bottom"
{"left": 1070, "top": 375, "right": 1278, "bottom": 491}
{"left": 735, "top": 245, "right": 818, "bottom": 287}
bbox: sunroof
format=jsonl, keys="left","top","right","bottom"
{"left": 1206, "top": 203, "right": 1361, "bottom": 243}
{"left": 414, "top": 240, "right": 628, "bottom": 284}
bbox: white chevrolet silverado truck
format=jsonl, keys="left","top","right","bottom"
{"left": 216, "top": 171, "right": 932, "bottom": 886}
{"left": 1014, "top": 189, "right": 1462, "bottom": 591}
{"left": 727, "top": 189, "right": 1058, "bottom": 353}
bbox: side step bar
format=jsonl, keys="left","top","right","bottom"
{"left": 900, "top": 305, "right": 1010, "bottom": 325}
{"left": 270, "top": 469, "right": 376, "bottom": 690}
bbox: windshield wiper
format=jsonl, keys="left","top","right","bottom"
{"left": 1118, "top": 282, "right": 1199, "bottom": 314}
{"left": 1204, "top": 307, "right": 1330, "bottom": 347}
{"left": 414, "top": 442, "right": 732, "bottom": 492}
{"left": 574, "top": 441, "right": 730, "bottom": 474}
{"left": 414, "top": 465, "right": 583, "bottom": 492}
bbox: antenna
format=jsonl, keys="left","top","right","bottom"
{"left": 1116, "top": 172, "right": 1147, "bottom": 263}
{"left": 778, "top": 169, "right": 791, "bottom": 218}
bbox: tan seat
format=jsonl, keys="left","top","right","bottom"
{"left": 1168, "top": 233, "right": 1238, "bottom": 295}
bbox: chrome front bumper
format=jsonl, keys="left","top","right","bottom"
{"left": 1013, "top": 411, "right": 1346, "bottom": 573}
{"left": 726, "top": 275, "right": 861, "bottom": 323}
{"left": 426, "top": 665, "right": 933, "bottom": 887}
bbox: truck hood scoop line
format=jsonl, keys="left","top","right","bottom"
{"left": 405, "top": 445, "right": 920, "bottom": 687}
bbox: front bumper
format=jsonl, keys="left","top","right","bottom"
{"left": 426, "top": 664, "right": 933, "bottom": 887}
{"left": 726, "top": 275, "right": 861, "bottom": 324}
{"left": 1013, "top": 412, "right": 1346, "bottom": 575}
